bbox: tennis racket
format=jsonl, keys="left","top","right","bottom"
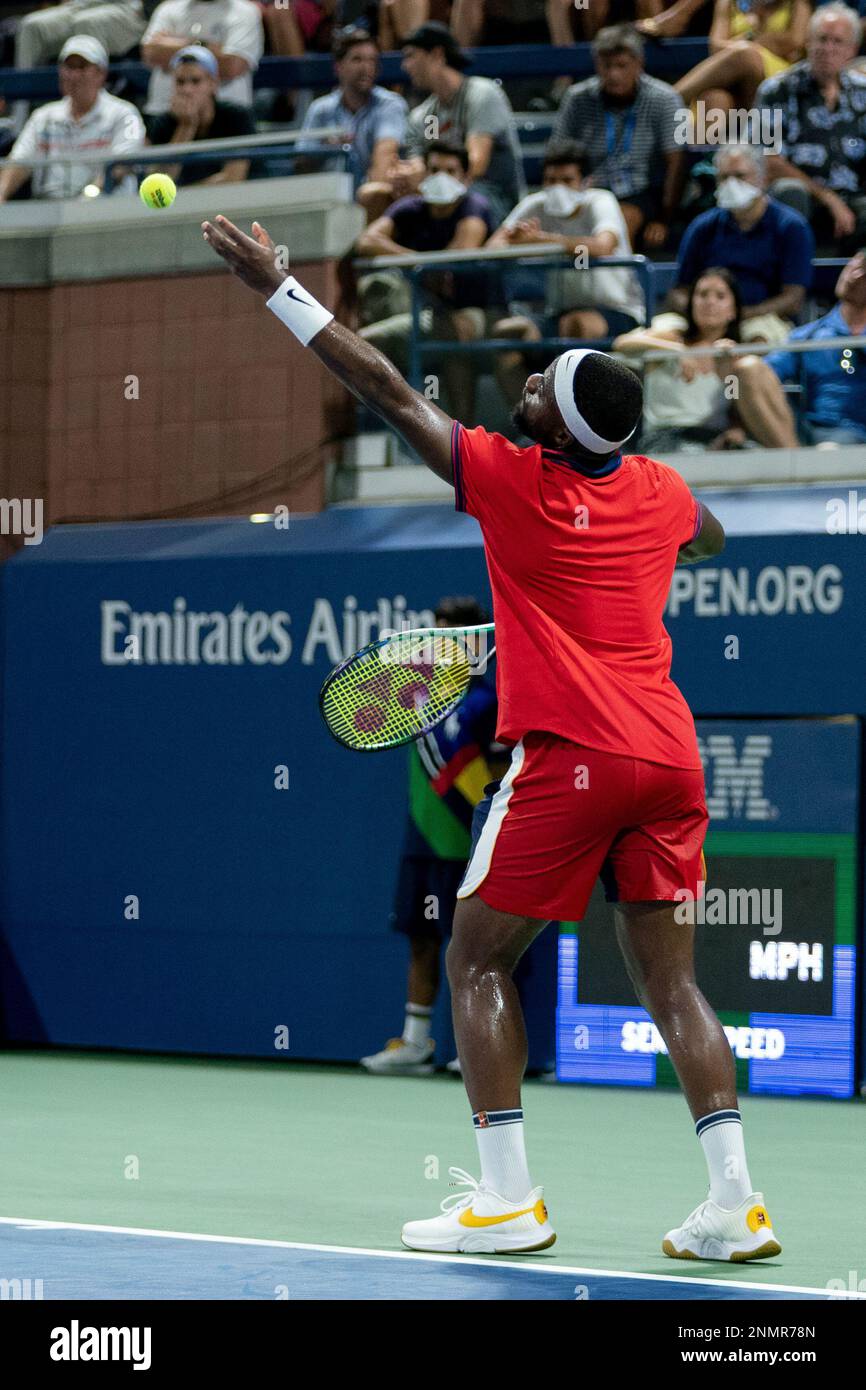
{"left": 319, "top": 623, "right": 495, "bottom": 752}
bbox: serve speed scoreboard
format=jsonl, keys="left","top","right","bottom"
{"left": 556, "top": 720, "right": 859, "bottom": 1098}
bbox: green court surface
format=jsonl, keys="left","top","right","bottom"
{"left": 1, "top": 1050, "right": 863, "bottom": 1293}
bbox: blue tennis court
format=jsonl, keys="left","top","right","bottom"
{"left": 2, "top": 1218, "right": 857, "bottom": 1301}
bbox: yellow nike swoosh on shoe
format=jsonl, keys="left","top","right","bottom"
{"left": 459, "top": 1199, "right": 547, "bottom": 1229}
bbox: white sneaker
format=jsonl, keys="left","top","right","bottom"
{"left": 360, "top": 1037, "right": 435, "bottom": 1075}
{"left": 663, "top": 1192, "right": 781, "bottom": 1262}
{"left": 401, "top": 1166, "right": 556, "bottom": 1254}
{"left": 445, "top": 1056, "right": 462, "bottom": 1074}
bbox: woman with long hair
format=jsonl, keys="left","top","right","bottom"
{"left": 614, "top": 267, "right": 758, "bottom": 451}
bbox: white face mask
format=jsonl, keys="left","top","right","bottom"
{"left": 419, "top": 171, "right": 466, "bottom": 206}
{"left": 715, "top": 176, "right": 761, "bottom": 212}
{"left": 543, "top": 183, "right": 583, "bottom": 218}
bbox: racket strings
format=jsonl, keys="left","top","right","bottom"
{"left": 321, "top": 632, "right": 473, "bottom": 751}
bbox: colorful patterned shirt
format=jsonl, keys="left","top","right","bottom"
{"left": 404, "top": 676, "right": 499, "bottom": 860}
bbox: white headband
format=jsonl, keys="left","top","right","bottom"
{"left": 553, "top": 348, "right": 636, "bottom": 454}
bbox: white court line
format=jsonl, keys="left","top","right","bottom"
{"left": 0, "top": 1215, "right": 860, "bottom": 1298}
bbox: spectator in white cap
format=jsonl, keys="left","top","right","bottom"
{"left": 0, "top": 34, "right": 145, "bottom": 202}
{"left": 141, "top": 0, "right": 264, "bottom": 116}
{"left": 13, "top": 0, "right": 145, "bottom": 89}
{"left": 146, "top": 44, "right": 256, "bottom": 186}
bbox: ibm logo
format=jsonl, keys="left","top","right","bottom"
{"left": 699, "top": 734, "right": 775, "bottom": 821}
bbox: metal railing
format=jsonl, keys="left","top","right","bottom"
{"left": 613, "top": 332, "right": 865, "bottom": 445}
{"left": 644, "top": 332, "right": 864, "bottom": 414}
{"left": 638, "top": 334, "right": 863, "bottom": 363}
{"left": 355, "top": 243, "right": 656, "bottom": 390}
{"left": 0, "top": 126, "right": 350, "bottom": 195}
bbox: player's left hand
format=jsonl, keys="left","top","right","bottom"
{"left": 201, "top": 215, "right": 287, "bottom": 297}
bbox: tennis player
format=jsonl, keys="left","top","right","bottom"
{"left": 202, "top": 214, "right": 781, "bottom": 1264}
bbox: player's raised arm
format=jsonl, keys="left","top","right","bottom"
{"left": 201, "top": 215, "right": 455, "bottom": 485}
{"left": 677, "top": 501, "right": 725, "bottom": 565}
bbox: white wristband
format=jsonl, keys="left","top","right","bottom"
{"left": 266, "top": 276, "right": 334, "bottom": 346}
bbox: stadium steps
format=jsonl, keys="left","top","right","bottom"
{"left": 332, "top": 443, "right": 866, "bottom": 507}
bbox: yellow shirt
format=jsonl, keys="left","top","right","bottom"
{"left": 730, "top": 1, "right": 795, "bottom": 78}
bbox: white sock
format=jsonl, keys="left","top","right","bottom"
{"left": 696, "top": 1108, "right": 753, "bottom": 1208}
{"left": 402, "top": 1003, "right": 432, "bottom": 1048}
{"left": 473, "top": 1109, "right": 533, "bottom": 1201}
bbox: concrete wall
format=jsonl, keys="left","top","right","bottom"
{"left": 0, "top": 175, "right": 364, "bottom": 557}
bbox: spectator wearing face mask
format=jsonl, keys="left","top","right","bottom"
{"left": 485, "top": 139, "right": 645, "bottom": 406}
{"left": 355, "top": 138, "right": 495, "bottom": 418}
{"left": 669, "top": 143, "right": 815, "bottom": 337}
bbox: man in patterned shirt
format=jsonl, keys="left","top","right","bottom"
{"left": 759, "top": 2, "right": 866, "bottom": 252}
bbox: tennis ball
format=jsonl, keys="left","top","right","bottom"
{"left": 139, "top": 173, "right": 177, "bottom": 210}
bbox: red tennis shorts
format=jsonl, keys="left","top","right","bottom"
{"left": 457, "top": 732, "right": 708, "bottom": 922}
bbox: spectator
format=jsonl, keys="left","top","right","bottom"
{"left": 760, "top": 247, "right": 866, "bottom": 443}
{"left": 675, "top": 0, "right": 810, "bottom": 114}
{"left": 670, "top": 144, "right": 815, "bottom": 333}
{"left": 614, "top": 267, "right": 795, "bottom": 449}
{"left": 563, "top": 0, "right": 666, "bottom": 45}
{"left": 146, "top": 45, "right": 254, "bottom": 185}
{"left": 14, "top": 0, "right": 145, "bottom": 73}
{"left": 355, "top": 138, "right": 495, "bottom": 416}
{"left": 452, "top": 0, "right": 560, "bottom": 47}
{"left": 262, "top": 0, "right": 335, "bottom": 60}
{"left": 638, "top": 0, "right": 712, "bottom": 39}
{"left": 299, "top": 26, "right": 408, "bottom": 210}
{"left": 552, "top": 24, "right": 686, "bottom": 250}
{"left": 399, "top": 20, "right": 525, "bottom": 223}
{"left": 360, "top": 595, "right": 502, "bottom": 1079}
{"left": 759, "top": 3, "right": 866, "bottom": 251}
{"left": 141, "top": 0, "right": 263, "bottom": 116}
{"left": 485, "top": 139, "right": 645, "bottom": 405}
{"left": 0, "top": 34, "right": 144, "bottom": 202}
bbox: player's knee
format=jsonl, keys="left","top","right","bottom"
{"left": 641, "top": 973, "right": 697, "bottom": 1021}
{"left": 446, "top": 919, "right": 512, "bottom": 984}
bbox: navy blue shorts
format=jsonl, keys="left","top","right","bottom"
{"left": 389, "top": 856, "right": 467, "bottom": 938}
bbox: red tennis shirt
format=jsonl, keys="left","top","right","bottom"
{"left": 452, "top": 423, "right": 703, "bottom": 770}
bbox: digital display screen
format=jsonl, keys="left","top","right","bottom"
{"left": 556, "top": 721, "right": 859, "bottom": 1100}
{"left": 576, "top": 856, "right": 835, "bottom": 1017}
